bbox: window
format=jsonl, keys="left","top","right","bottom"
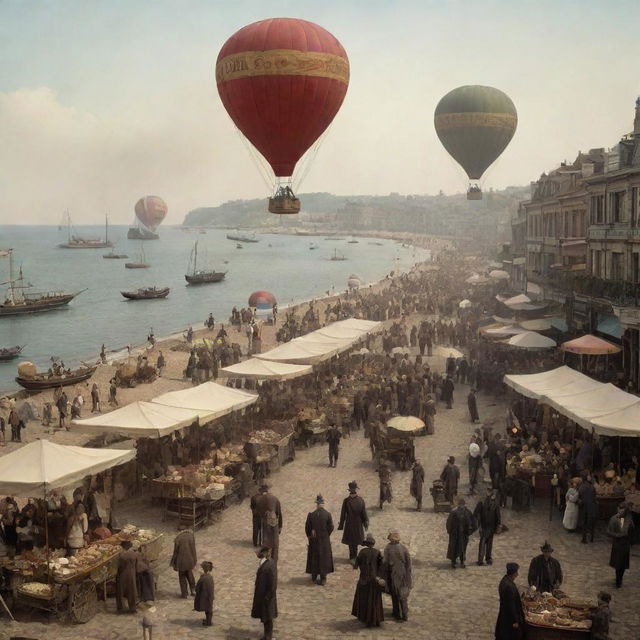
{"left": 592, "top": 250, "right": 601, "bottom": 277}
{"left": 590, "top": 195, "right": 604, "bottom": 223}
{"left": 610, "top": 191, "right": 626, "bottom": 223}
{"left": 633, "top": 253, "right": 640, "bottom": 284}
{"left": 632, "top": 187, "right": 638, "bottom": 227}
{"left": 611, "top": 252, "right": 624, "bottom": 280}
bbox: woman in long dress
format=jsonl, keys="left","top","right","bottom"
{"left": 352, "top": 534, "right": 384, "bottom": 627}
{"left": 563, "top": 478, "right": 580, "bottom": 531}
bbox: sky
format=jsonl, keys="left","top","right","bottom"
{"left": 0, "top": 0, "right": 639, "bottom": 225}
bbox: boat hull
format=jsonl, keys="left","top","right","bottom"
{"left": 0, "top": 346, "right": 24, "bottom": 361}
{"left": 0, "top": 294, "right": 79, "bottom": 316}
{"left": 16, "top": 366, "right": 97, "bottom": 391}
{"left": 128, "top": 227, "right": 159, "bottom": 240}
{"left": 125, "top": 263, "right": 150, "bottom": 269}
{"left": 226, "top": 234, "right": 258, "bottom": 243}
{"left": 121, "top": 288, "right": 170, "bottom": 300}
{"left": 185, "top": 272, "right": 226, "bottom": 285}
{"left": 58, "top": 241, "right": 113, "bottom": 249}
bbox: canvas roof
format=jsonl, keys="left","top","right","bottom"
{"left": 220, "top": 358, "right": 312, "bottom": 380}
{"left": 561, "top": 334, "right": 621, "bottom": 355}
{"left": 506, "top": 331, "right": 556, "bottom": 349}
{"left": 72, "top": 401, "right": 200, "bottom": 439}
{"left": 0, "top": 440, "right": 135, "bottom": 496}
{"left": 503, "top": 366, "right": 595, "bottom": 399}
{"left": 152, "top": 382, "right": 258, "bottom": 421}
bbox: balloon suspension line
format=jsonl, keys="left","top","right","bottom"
{"left": 292, "top": 125, "right": 332, "bottom": 193}
{"left": 235, "top": 127, "right": 275, "bottom": 193}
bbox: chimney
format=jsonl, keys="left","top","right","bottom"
{"left": 635, "top": 96, "right": 640, "bottom": 136}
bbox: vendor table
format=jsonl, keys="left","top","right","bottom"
{"left": 163, "top": 496, "right": 225, "bottom": 529}
{"left": 524, "top": 621, "right": 590, "bottom": 639}
{"left": 596, "top": 495, "right": 625, "bottom": 521}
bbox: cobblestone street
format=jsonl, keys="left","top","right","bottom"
{"left": 3, "top": 380, "right": 639, "bottom": 640}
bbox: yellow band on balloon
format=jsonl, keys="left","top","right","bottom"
{"left": 434, "top": 112, "right": 517, "bottom": 130}
{"left": 216, "top": 49, "right": 350, "bottom": 85}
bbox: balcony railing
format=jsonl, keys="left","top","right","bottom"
{"left": 552, "top": 273, "right": 640, "bottom": 305}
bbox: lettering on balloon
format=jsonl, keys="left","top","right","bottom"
{"left": 434, "top": 112, "right": 517, "bottom": 131}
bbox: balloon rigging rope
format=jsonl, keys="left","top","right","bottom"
{"left": 292, "top": 124, "right": 332, "bottom": 193}
{"left": 234, "top": 127, "right": 275, "bottom": 192}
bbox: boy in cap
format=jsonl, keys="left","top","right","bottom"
{"left": 590, "top": 591, "right": 611, "bottom": 640}
{"left": 495, "top": 562, "right": 524, "bottom": 639}
{"left": 194, "top": 560, "right": 214, "bottom": 626}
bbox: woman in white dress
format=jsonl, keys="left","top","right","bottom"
{"left": 563, "top": 478, "right": 580, "bottom": 531}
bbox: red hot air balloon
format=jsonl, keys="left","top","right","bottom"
{"left": 248, "top": 291, "right": 277, "bottom": 308}
{"left": 216, "top": 18, "right": 350, "bottom": 214}
{"left": 128, "top": 196, "right": 168, "bottom": 240}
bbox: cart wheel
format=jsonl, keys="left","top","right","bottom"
{"left": 68, "top": 580, "right": 97, "bottom": 623}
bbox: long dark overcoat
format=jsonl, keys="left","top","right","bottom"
{"left": 251, "top": 558, "right": 278, "bottom": 622}
{"left": 410, "top": 463, "right": 424, "bottom": 500}
{"left": 495, "top": 575, "right": 524, "bottom": 640}
{"left": 338, "top": 495, "right": 368, "bottom": 547}
{"left": 608, "top": 513, "right": 635, "bottom": 570}
{"left": 305, "top": 507, "right": 334, "bottom": 576}
{"left": 116, "top": 549, "right": 138, "bottom": 608}
{"left": 446, "top": 506, "right": 476, "bottom": 560}
{"left": 194, "top": 573, "right": 214, "bottom": 612}
{"left": 352, "top": 547, "right": 384, "bottom": 626}
{"left": 170, "top": 530, "right": 197, "bottom": 571}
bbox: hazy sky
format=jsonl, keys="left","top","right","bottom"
{"left": 1, "top": 0, "right": 638, "bottom": 225}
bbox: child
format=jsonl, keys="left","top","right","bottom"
{"left": 194, "top": 560, "right": 214, "bottom": 627}
{"left": 141, "top": 601, "right": 158, "bottom": 640}
{"left": 591, "top": 591, "right": 611, "bottom": 640}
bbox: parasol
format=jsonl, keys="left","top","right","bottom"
{"left": 386, "top": 416, "right": 425, "bottom": 434}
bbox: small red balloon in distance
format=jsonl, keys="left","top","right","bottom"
{"left": 248, "top": 291, "right": 277, "bottom": 307}
{"left": 134, "top": 196, "right": 168, "bottom": 232}
{"left": 216, "top": 18, "right": 350, "bottom": 178}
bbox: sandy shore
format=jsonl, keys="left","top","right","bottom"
{"left": 0, "top": 232, "right": 451, "bottom": 456}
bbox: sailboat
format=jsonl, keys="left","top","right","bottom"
{"left": 0, "top": 248, "right": 84, "bottom": 316}
{"left": 330, "top": 248, "right": 347, "bottom": 261}
{"left": 58, "top": 211, "right": 113, "bottom": 249}
{"left": 185, "top": 241, "right": 226, "bottom": 285}
{"left": 125, "top": 245, "right": 150, "bottom": 269}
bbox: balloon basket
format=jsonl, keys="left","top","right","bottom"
{"left": 467, "top": 188, "right": 482, "bottom": 200}
{"left": 268, "top": 197, "right": 301, "bottom": 214}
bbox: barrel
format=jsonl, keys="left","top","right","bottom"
{"left": 17, "top": 361, "right": 37, "bottom": 378}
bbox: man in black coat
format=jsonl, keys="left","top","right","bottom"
{"left": 338, "top": 481, "right": 368, "bottom": 565}
{"left": 254, "top": 484, "right": 283, "bottom": 562}
{"left": 305, "top": 494, "right": 334, "bottom": 585}
{"left": 578, "top": 472, "right": 598, "bottom": 543}
{"left": 446, "top": 497, "right": 476, "bottom": 568}
{"left": 607, "top": 502, "right": 635, "bottom": 588}
{"left": 326, "top": 424, "right": 341, "bottom": 468}
{"left": 251, "top": 546, "right": 277, "bottom": 640}
{"left": 474, "top": 487, "right": 501, "bottom": 566}
{"left": 194, "top": 560, "right": 214, "bottom": 627}
{"left": 410, "top": 460, "right": 425, "bottom": 511}
{"left": 441, "top": 376, "right": 455, "bottom": 409}
{"left": 170, "top": 525, "right": 197, "bottom": 598}
{"left": 495, "top": 562, "right": 524, "bottom": 640}
{"left": 527, "top": 541, "right": 563, "bottom": 592}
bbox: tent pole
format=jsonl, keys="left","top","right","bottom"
{"left": 618, "top": 436, "right": 622, "bottom": 473}
{"left": 590, "top": 427, "right": 595, "bottom": 471}
{"left": 44, "top": 484, "right": 51, "bottom": 585}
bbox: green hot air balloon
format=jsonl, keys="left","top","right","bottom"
{"left": 434, "top": 85, "right": 517, "bottom": 200}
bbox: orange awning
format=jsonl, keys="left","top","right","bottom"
{"left": 560, "top": 334, "right": 621, "bottom": 355}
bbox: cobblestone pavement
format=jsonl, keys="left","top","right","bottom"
{"left": 4, "top": 380, "right": 639, "bottom": 640}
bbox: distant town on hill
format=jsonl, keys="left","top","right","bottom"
{"left": 183, "top": 187, "right": 528, "bottom": 247}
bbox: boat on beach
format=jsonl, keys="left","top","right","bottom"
{"left": 185, "top": 241, "right": 226, "bottom": 285}
{"left": 121, "top": 287, "right": 170, "bottom": 300}
{"left": 0, "top": 345, "right": 24, "bottom": 361}
{"left": 16, "top": 364, "right": 98, "bottom": 391}
{"left": 0, "top": 249, "right": 84, "bottom": 316}
{"left": 58, "top": 212, "right": 113, "bottom": 249}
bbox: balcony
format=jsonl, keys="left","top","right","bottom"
{"left": 588, "top": 226, "right": 640, "bottom": 241}
{"left": 563, "top": 274, "right": 640, "bottom": 305}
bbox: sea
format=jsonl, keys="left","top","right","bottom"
{"left": 0, "top": 225, "right": 430, "bottom": 394}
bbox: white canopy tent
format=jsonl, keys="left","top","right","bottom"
{"left": 220, "top": 358, "right": 313, "bottom": 380}
{"left": 503, "top": 293, "right": 531, "bottom": 307}
{"left": 72, "top": 401, "right": 200, "bottom": 439}
{"left": 503, "top": 366, "right": 598, "bottom": 399}
{"left": 0, "top": 440, "right": 135, "bottom": 497}
{"left": 152, "top": 382, "right": 258, "bottom": 421}
{"left": 506, "top": 331, "right": 556, "bottom": 350}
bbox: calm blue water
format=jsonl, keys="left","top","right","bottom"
{"left": 0, "top": 225, "right": 428, "bottom": 393}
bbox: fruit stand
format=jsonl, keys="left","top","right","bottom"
{"left": 522, "top": 591, "right": 594, "bottom": 639}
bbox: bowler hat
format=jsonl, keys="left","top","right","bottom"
{"left": 315, "top": 494, "right": 325, "bottom": 504}
{"left": 540, "top": 541, "right": 554, "bottom": 553}
{"left": 348, "top": 481, "right": 359, "bottom": 491}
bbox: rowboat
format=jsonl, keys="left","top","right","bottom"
{"left": 16, "top": 365, "right": 98, "bottom": 391}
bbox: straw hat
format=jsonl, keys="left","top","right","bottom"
{"left": 387, "top": 529, "right": 401, "bottom": 542}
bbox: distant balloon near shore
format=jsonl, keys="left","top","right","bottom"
{"left": 134, "top": 196, "right": 168, "bottom": 233}
{"left": 434, "top": 85, "right": 517, "bottom": 200}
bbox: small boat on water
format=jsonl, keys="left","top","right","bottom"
{"left": 226, "top": 231, "right": 259, "bottom": 243}
{"left": 121, "top": 287, "right": 170, "bottom": 300}
{"left": 16, "top": 364, "right": 98, "bottom": 391}
{"left": 0, "top": 345, "right": 24, "bottom": 361}
{"left": 0, "top": 249, "right": 84, "bottom": 316}
{"left": 103, "top": 249, "right": 129, "bottom": 259}
{"left": 58, "top": 212, "right": 113, "bottom": 249}
{"left": 185, "top": 241, "right": 226, "bottom": 285}
{"left": 125, "top": 245, "right": 150, "bottom": 269}
{"left": 330, "top": 249, "right": 347, "bottom": 261}
{"left": 368, "top": 241, "right": 384, "bottom": 246}
{"left": 309, "top": 243, "right": 318, "bottom": 250}
{"left": 236, "top": 243, "right": 243, "bottom": 249}
{"left": 348, "top": 239, "right": 359, "bottom": 244}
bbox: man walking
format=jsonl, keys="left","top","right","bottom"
{"left": 441, "top": 376, "right": 455, "bottom": 409}
{"left": 379, "top": 459, "right": 393, "bottom": 510}
{"left": 410, "top": 459, "right": 425, "bottom": 511}
{"left": 383, "top": 529, "right": 412, "bottom": 622}
{"left": 467, "top": 388, "right": 480, "bottom": 423}
{"left": 170, "top": 524, "right": 197, "bottom": 598}
{"left": 254, "top": 483, "right": 283, "bottom": 562}
{"left": 474, "top": 487, "right": 501, "bottom": 566}
{"left": 116, "top": 540, "right": 138, "bottom": 614}
{"left": 468, "top": 438, "right": 482, "bottom": 494}
{"left": 446, "top": 497, "right": 476, "bottom": 568}
{"left": 108, "top": 378, "right": 118, "bottom": 407}
{"left": 305, "top": 495, "right": 334, "bottom": 586}
{"left": 578, "top": 471, "right": 598, "bottom": 544}
{"left": 607, "top": 502, "right": 635, "bottom": 588}
{"left": 326, "top": 423, "right": 341, "bottom": 468}
{"left": 251, "top": 546, "right": 277, "bottom": 640}
{"left": 440, "top": 456, "right": 460, "bottom": 504}
{"left": 495, "top": 563, "right": 524, "bottom": 639}
{"left": 338, "top": 481, "right": 368, "bottom": 566}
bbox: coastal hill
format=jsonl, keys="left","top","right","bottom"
{"left": 183, "top": 186, "right": 528, "bottom": 245}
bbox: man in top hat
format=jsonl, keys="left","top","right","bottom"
{"left": 383, "top": 529, "right": 412, "bottom": 622}
{"left": 440, "top": 456, "right": 460, "bottom": 504}
{"left": 305, "top": 495, "right": 334, "bottom": 585}
{"left": 474, "top": 486, "right": 501, "bottom": 566}
{"left": 251, "top": 546, "right": 277, "bottom": 640}
{"left": 495, "top": 562, "right": 524, "bottom": 639}
{"left": 446, "top": 497, "right": 477, "bottom": 569}
{"left": 527, "top": 541, "right": 563, "bottom": 593}
{"left": 607, "top": 502, "right": 635, "bottom": 588}
{"left": 338, "top": 481, "right": 369, "bottom": 565}
{"left": 410, "top": 459, "right": 425, "bottom": 511}
{"left": 253, "top": 484, "right": 283, "bottom": 562}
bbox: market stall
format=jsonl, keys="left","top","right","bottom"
{"left": 522, "top": 590, "right": 594, "bottom": 638}
{"left": 0, "top": 440, "right": 152, "bottom": 623}
{"left": 220, "top": 358, "right": 313, "bottom": 380}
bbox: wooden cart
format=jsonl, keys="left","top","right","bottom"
{"left": 8, "top": 533, "right": 163, "bottom": 624}
{"left": 524, "top": 620, "right": 590, "bottom": 639}
{"left": 373, "top": 430, "right": 415, "bottom": 471}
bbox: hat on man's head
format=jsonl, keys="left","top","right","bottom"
{"left": 506, "top": 562, "right": 519, "bottom": 575}
{"left": 259, "top": 483, "right": 270, "bottom": 492}
{"left": 540, "top": 541, "right": 554, "bottom": 553}
{"left": 315, "top": 494, "right": 325, "bottom": 504}
{"left": 387, "top": 529, "right": 401, "bottom": 542}
{"left": 363, "top": 533, "right": 376, "bottom": 547}
{"left": 348, "top": 481, "right": 358, "bottom": 492}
